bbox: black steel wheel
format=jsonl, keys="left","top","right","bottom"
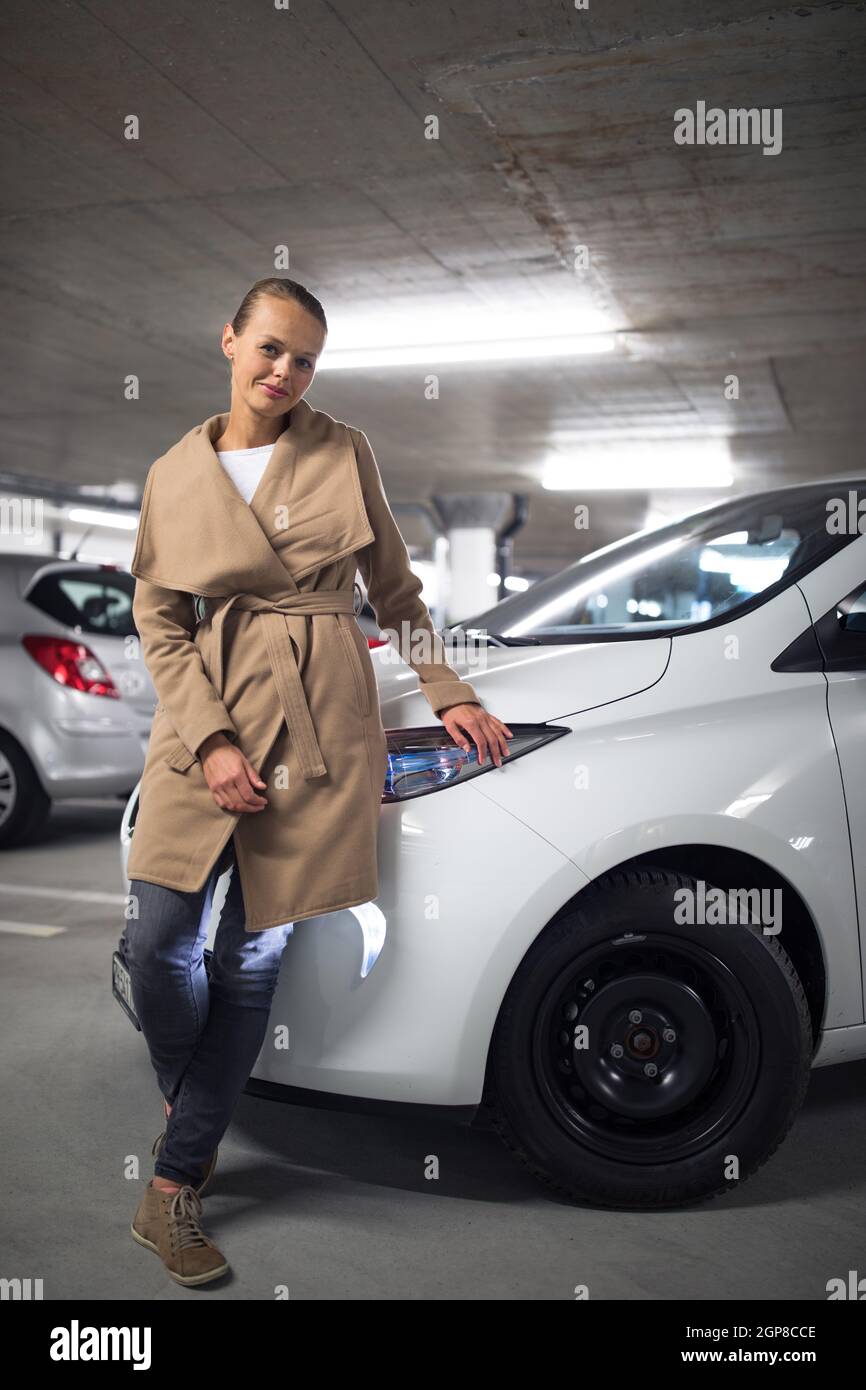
{"left": 487, "top": 867, "right": 812, "bottom": 1209}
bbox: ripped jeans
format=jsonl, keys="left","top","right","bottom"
{"left": 119, "top": 837, "right": 294, "bottom": 1186}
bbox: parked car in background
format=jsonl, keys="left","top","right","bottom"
{"left": 115, "top": 475, "right": 866, "bottom": 1208}
{"left": 0, "top": 555, "right": 153, "bottom": 846}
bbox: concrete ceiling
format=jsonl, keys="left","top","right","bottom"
{"left": 1, "top": 0, "right": 864, "bottom": 572}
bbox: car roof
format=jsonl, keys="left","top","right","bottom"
{"left": 0, "top": 554, "right": 133, "bottom": 605}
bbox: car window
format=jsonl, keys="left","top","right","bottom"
{"left": 26, "top": 568, "right": 137, "bottom": 637}
{"left": 456, "top": 484, "right": 866, "bottom": 643}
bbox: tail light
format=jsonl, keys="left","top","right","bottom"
{"left": 382, "top": 723, "right": 570, "bottom": 802}
{"left": 368, "top": 636, "right": 389, "bottom": 648}
{"left": 21, "top": 635, "right": 120, "bottom": 699}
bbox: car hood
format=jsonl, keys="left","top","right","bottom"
{"left": 372, "top": 635, "right": 672, "bottom": 725}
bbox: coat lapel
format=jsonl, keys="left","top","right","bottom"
{"left": 204, "top": 410, "right": 302, "bottom": 596}
{"left": 131, "top": 397, "right": 375, "bottom": 598}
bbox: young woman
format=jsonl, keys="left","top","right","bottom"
{"left": 121, "top": 277, "right": 512, "bottom": 1286}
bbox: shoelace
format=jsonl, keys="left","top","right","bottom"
{"left": 166, "top": 1186, "right": 211, "bottom": 1251}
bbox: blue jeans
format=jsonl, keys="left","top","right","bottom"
{"left": 119, "top": 837, "right": 294, "bottom": 1186}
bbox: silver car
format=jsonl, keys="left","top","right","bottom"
{"left": 0, "top": 555, "right": 153, "bottom": 847}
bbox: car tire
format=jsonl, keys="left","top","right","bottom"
{"left": 487, "top": 866, "right": 813, "bottom": 1210}
{"left": 0, "top": 733, "right": 52, "bottom": 848}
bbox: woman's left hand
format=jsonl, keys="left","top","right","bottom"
{"left": 440, "top": 703, "right": 513, "bottom": 767}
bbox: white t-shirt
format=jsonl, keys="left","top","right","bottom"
{"left": 216, "top": 444, "right": 275, "bottom": 504}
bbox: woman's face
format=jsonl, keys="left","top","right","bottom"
{"left": 223, "top": 295, "right": 326, "bottom": 417}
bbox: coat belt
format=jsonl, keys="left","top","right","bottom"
{"left": 198, "top": 590, "right": 357, "bottom": 781}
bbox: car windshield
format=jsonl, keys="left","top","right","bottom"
{"left": 453, "top": 481, "right": 866, "bottom": 643}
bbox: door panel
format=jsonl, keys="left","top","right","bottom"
{"left": 798, "top": 534, "right": 866, "bottom": 1020}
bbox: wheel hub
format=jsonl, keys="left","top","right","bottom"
{"left": 625, "top": 1026, "right": 659, "bottom": 1058}
{"left": 572, "top": 974, "right": 717, "bottom": 1119}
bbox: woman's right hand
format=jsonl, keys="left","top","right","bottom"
{"left": 198, "top": 734, "right": 268, "bottom": 813}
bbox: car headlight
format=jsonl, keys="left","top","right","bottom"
{"left": 382, "top": 723, "right": 570, "bottom": 802}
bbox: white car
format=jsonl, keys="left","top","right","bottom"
{"left": 114, "top": 474, "right": 866, "bottom": 1209}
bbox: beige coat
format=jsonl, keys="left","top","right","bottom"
{"left": 126, "top": 398, "right": 481, "bottom": 930}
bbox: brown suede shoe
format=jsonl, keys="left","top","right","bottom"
{"left": 131, "top": 1181, "right": 229, "bottom": 1286}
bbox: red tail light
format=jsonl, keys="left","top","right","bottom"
{"left": 367, "top": 636, "right": 389, "bottom": 648}
{"left": 21, "top": 635, "right": 120, "bottom": 698}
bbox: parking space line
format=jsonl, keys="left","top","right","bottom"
{"left": 0, "top": 920, "right": 68, "bottom": 936}
{"left": 0, "top": 884, "right": 124, "bottom": 904}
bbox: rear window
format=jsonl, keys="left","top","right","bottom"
{"left": 26, "top": 568, "right": 137, "bottom": 637}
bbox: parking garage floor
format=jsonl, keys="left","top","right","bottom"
{"left": 1, "top": 800, "right": 864, "bottom": 1302}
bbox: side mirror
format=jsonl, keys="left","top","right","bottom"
{"left": 840, "top": 608, "right": 866, "bottom": 634}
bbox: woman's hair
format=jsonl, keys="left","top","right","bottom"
{"left": 230, "top": 277, "right": 328, "bottom": 336}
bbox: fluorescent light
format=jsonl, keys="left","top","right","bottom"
{"left": 66, "top": 507, "right": 139, "bottom": 530}
{"left": 729, "top": 557, "right": 789, "bottom": 590}
{"left": 700, "top": 547, "right": 791, "bottom": 590}
{"left": 542, "top": 440, "right": 734, "bottom": 490}
{"left": 316, "top": 304, "right": 618, "bottom": 370}
{"left": 318, "top": 333, "right": 616, "bottom": 370}
{"left": 487, "top": 572, "right": 529, "bottom": 591}
{"left": 699, "top": 548, "right": 729, "bottom": 573}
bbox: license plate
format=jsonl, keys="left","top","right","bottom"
{"left": 112, "top": 951, "right": 141, "bottom": 1031}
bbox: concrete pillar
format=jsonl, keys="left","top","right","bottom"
{"left": 432, "top": 493, "right": 513, "bottom": 624}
